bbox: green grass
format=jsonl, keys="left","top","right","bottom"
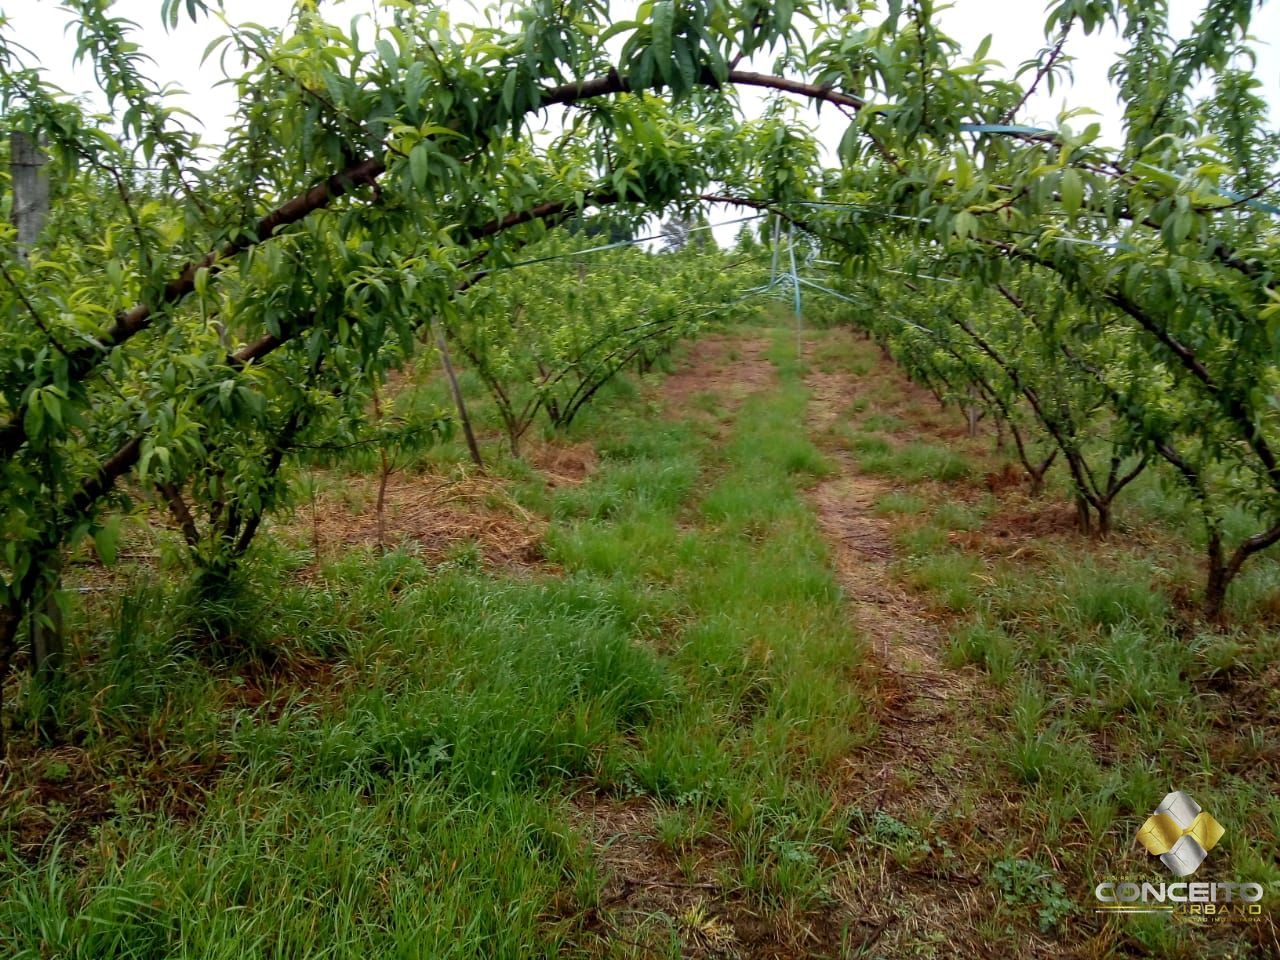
{"left": 876, "top": 491, "right": 928, "bottom": 516}
{"left": 861, "top": 412, "right": 905, "bottom": 432}
{"left": 858, "top": 440, "right": 971, "bottom": 483}
{"left": 9, "top": 324, "right": 1278, "bottom": 958}
{"left": 0, "top": 327, "right": 875, "bottom": 959}
{"left": 878, "top": 419, "right": 1280, "bottom": 959}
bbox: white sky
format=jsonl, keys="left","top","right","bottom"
{"left": 6, "top": 0, "right": 1279, "bottom": 243}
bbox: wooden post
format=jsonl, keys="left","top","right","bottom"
{"left": 11, "top": 132, "right": 49, "bottom": 251}
{"left": 12, "top": 131, "right": 62, "bottom": 742}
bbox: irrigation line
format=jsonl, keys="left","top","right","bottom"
{"left": 881, "top": 267, "right": 959, "bottom": 285}
{"left": 796, "top": 276, "right": 863, "bottom": 305}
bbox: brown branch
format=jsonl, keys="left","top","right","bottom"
{"left": 1000, "top": 20, "right": 1072, "bottom": 125}
{"left": 157, "top": 481, "right": 200, "bottom": 547}
{"left": 0, "top": 59, "right": 894, "bottom": 464}
{"left": 0, "top": 156, "right": 385, "bottom": 460}
{"left": 12, "top": 183, "right": 635, "bottom": 626}
{"left": 987, "top": 238, "right": 1280, "bottom": 488}
{"left": 0, "top": 260, "right": 72, "bottom": 359}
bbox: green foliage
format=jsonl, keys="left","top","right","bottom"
{"left": 992, "top": 857, "right": 1074, "bottom": 933}
{"left": 452, "top": 235, "right": 743, "bottom": 451}
{"left": 0, "top": 1, "right": 1278, "bottom": 949}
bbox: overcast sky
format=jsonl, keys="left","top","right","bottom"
{"left": 7, "top": 0, "right": 1279, "bottom": 242}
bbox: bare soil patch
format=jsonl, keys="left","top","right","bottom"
{"left": 526, "top": 439, "right": 598, "bottom": 486}
{"left": 570, "top": 792, "right": 848, "bottom": 959}
{"left": 293, "top": 468, "right": 547, "bottom": 571}
{"left": 660, "top": 335, "right": 777, "bottom": 421}
{"left": 951, "top": 496, "right": 1083, "bottom": 558}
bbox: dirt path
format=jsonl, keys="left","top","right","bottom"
{"left": 659, "top": 333, "right": 778, "bottom": 425}
{"left": 803, "top": 338, "right": 1071, "bottom": 958}
{"left": 806, "top": 367, "right": 975, "bottom": 707}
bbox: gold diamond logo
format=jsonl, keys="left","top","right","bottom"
{"left": 1136, "top": 791, "right": 1224, "bottom": 877}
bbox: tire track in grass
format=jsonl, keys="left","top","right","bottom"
{"left": 568, "top": 330, "right": 787, "bottom": 959}
{"left": 800, "top": 329, "right": 1072, "bottom": 958}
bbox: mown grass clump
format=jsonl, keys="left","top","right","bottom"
{"left": 858, "top": 440, "right": 971, "bottom": 483}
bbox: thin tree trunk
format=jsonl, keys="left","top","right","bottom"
{"left": 1029, "top": 452, "right": 1056, "bottom": 496}
{"left": 371, "top": 385, "right": 390, "bottom": 553}
{"left": 1075, "top": 492, "right": 1092, "bottom": 535}
{"left": 1004, "top": 419, "right": 1055, "bottom": 494}
{"left": 966, "top": 386, "right": 982, "bottom": 438}
{"left": 1205, "top": 520, "right": 1280, "bottom": 623}
{"left": 1204, "top": 526, "right": 1228, "bottom": 624}
{"left": 30, "top": 562, "right": 63, "bottom": 745}
{"left": 376, "top": 457, "right": 390, "bottom": 553}
{"left": 430, "top": 319, "right": 483, "bottom": 469}
{"left": 0, "top": 608, "right": 19, "bottom": 755}
{"left": 310, "top": 468, "right": 321, "bottom": 559}
{"left": 1095, "top": 501, "right": 1111, "bottom": 538}
{"left": 158, "top": 482, "right": 201, "bottom": 547}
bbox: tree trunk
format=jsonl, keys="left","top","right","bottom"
{"left": 30, "top": 565, "right": 63, "bottom": 745}
{"left": 505, "top": 416, "right": 523, "bottom": 458}
{"left": 430, "top": 319, "right": 483, "bottom": 469}
{"left": 1204, "top": 526, "right": 1228, "bottom": 624}
{"left": 1094, "top": 500, "right": 1112, "bottom": 539}
{"left": 1028, "top": 452, "right": 1056, "bottom": 497}
{"left": 158, "top": 482, "right": 201, "bottom": 547}
{"left": 309, "top": 469, "right": 321, "bottom": 558}
{"left": 376, "top": 454, "right": 390, "bottom": 554}
{"left": 1075, "top": 494, "right": 1091, "bottom": 535}
{"left": 0, "top": 607, "right": 19, "bottom": 755}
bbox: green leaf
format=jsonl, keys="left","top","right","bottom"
{"left": 376, "top": 38, "right": 400, "bottom": 73}
{"left": 502, "top": 69, "right": 518, "bottom": 115}
{"left": 94, "top": 518, "right": 122, "bottom": 566}
{"left": 1060, "top": 168, "right": 1083, "bottom": 217}
{"left": 673, "top": 38, "right": 696, "bottom": 94}
{"left": 651, "top": 1, "right": 674, "bottom": 83}
{"left": 409, "top": 142, "right": 430, "bottom": 191}
{"left": 23, "top": 391, "right": 44, "bottom": 439}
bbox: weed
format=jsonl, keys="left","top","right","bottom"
{"left": 992, "top": 857, "right": 1073, "bottom": 932}
{"left": 876, "top": 491, "right": 927, "bottom": 516}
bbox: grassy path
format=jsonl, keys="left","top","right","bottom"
{"left": 565, "top": 329, "right": 873, "bottom": 957}
{"left": 2, "top": 324, "right": 1276, "bottom": 960}
{"left": 800, "top": 341, "right": 1002, "bottom": 957}
{"left": 794, "top": 326, "right": 1278, "bottom": 960}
